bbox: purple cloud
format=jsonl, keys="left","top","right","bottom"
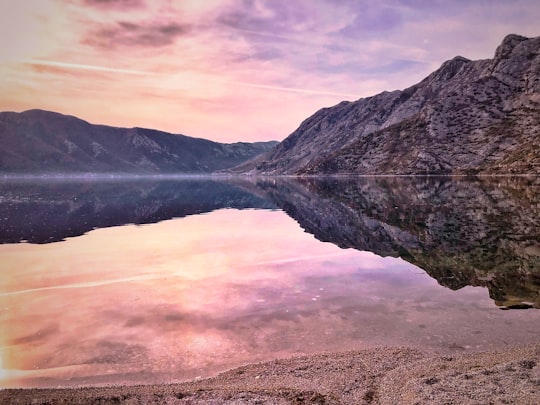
{"left": 338, "top": 4, "right": 403, "bottom": 36}
{"left": 83, "top": 0, "right": 146, "bottom": 9}
{"left": 84, "top": 21, "right": 191, "bottom": 49}
{"left": 217, "top": 0, "right": 309, "bottom": 34}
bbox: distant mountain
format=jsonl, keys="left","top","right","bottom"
{"left": 0, "top": 109, "right": 277, "bottom": 174}
{"left": 234, "top": 34, "right": 540, "bottom": 175}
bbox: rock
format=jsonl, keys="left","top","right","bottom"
{"left": 234, "top": 34, "right": 540, "bottom": 175}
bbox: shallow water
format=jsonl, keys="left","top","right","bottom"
{"left": 1, "top": 176, "right": 539, "bottom": 388}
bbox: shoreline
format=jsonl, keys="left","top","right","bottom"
{"left": 2, "top": 344, "right": 539, "bottom": 404}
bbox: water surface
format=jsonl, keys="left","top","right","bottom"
{"left": 1, "top": 176, "right": 539, "bottom": 388}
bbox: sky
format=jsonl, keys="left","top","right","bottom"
{"left": 0, "top": 0, "right": 539, "bottom": 143}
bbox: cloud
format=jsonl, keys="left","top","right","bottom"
{"left": 228, "top": 80, "right": 360, "bottom": 98}
{"left": 5, "top": 0, "right": 540, "bottom": 145}
{"left": 83, "top": 0, "right": 146, "bottom": 9}
{"left": 217, "top": 0, "right": 309, "bottom": 34}
{"left": 323, "top": 58, "right": 428, "bottom": 76}
{"left": 338, "top": 4, "right": 403, "bottom": 36}
{"left": 211, "top": 1, "right": 421, "bottom": 82}
{"left": 21, "top": 58, "right": 157, "bottom": 75}
{"left": 84, "top": 20, "right": 190, "bottom": 49}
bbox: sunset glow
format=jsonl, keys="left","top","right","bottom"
{"left": 3, "top": 208, "right": 540, "bottom": 388}
{"left": 1, "top": 0, "right": 539, "bottom": 142}
{"left": 0, "top": 209, "right": 414, "bottom": 386}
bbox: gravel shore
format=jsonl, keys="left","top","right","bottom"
{"left": 2, "top": 344, "right": 540, "bottom": 404}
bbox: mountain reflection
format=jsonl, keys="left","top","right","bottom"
{"left": 239, "top": 176, "right": 540, "bottom": 310}
{"left": 1, "top": 176, "right": 539, "bottom": 309}
{"left": 0, "top": 178, "right": 275, "bottom": 244}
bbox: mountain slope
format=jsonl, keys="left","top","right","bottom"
{"left": 0, "top": 109, "right": 277, "bottom": 174}
{"left": 235, "top": 34, "right": 540, "bottom": 175}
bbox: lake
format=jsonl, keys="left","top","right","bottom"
{"left": 1, "top": 176, "right": 540, "bottom": 388}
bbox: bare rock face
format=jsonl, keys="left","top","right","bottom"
{"left": 237, "top": 34, "right": 539, "bottom": 175}
{"left": 0, "top": 110, "right": 278, "bottom": 174}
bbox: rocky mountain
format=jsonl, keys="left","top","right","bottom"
{"left": 234, "top": 34, "right": 540, "bottom": 175}
{"left": 0, "top": 109, "right": 277, "bottom": 174}
{"left": 235, "top": 176, "right": 540, "bottom": 309}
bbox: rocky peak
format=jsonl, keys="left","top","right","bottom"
{"left": 493, "top": 33, "right": 528, "bottom": 63}
{"left": 429, "top": 55, "right": 472, "bottom": 82}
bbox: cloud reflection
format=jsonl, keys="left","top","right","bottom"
{"left": 2, "top": 209, "right": 540, "bottom": 388}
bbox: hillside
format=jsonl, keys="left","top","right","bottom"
{"left": 234, "top": 34, "right": 540, "bottom": 175}
{"left": 0, "top": 109, "right": 277, "bottom": 174}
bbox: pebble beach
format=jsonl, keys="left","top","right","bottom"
{"left": 2, "top": 344, "right": 540, "bottom": 404}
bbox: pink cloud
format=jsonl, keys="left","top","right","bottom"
{"left": 83, "top": 20, "right": 191, "bottom": 49}
{"left": 1, "top": 0, "right": 540, "bottom": 142}
{"left": 82, "top": 0, "right": 146, "bottom": 9}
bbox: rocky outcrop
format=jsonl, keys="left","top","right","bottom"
{"left": 0, "top": 110, "right": 277, "bottom": 174}
{"left": 235, "top": 34, "right": 540, "bottom": 175}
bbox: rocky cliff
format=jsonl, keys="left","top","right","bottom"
{"left": 0, "top": 110, "right": 277, "bottom": 174}
{"left": 235, "top": 34, "right": 540, "bottom": 175}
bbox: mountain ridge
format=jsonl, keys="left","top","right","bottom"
{"left": 0, "top": 109, "right": 278, "bottom": 174}
{"left": 232, "top": 34, "right": 539, "bottom": 175}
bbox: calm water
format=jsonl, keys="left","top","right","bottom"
{"left": 1, "top": 176, "right": 539, "bottom": 388}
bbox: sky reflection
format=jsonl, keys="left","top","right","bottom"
{"left": 2, "top": 208, "right": 540, "bottom": 388}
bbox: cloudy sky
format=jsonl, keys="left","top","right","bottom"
{"left": 1, "top": 0, "right": 539, "bottom": 142}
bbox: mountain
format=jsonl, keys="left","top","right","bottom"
{"left": 234, "top": 34, "right": 540, "bottom": 175}
{"left": 237, "top": 176, "right": 540, "bottom": 309}
{"left": 0, "top": 109, "right": 277, "bottom": 174}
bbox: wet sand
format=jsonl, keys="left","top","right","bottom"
{"left": 2, "top": 344, "right": 539, "bottom": 404}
